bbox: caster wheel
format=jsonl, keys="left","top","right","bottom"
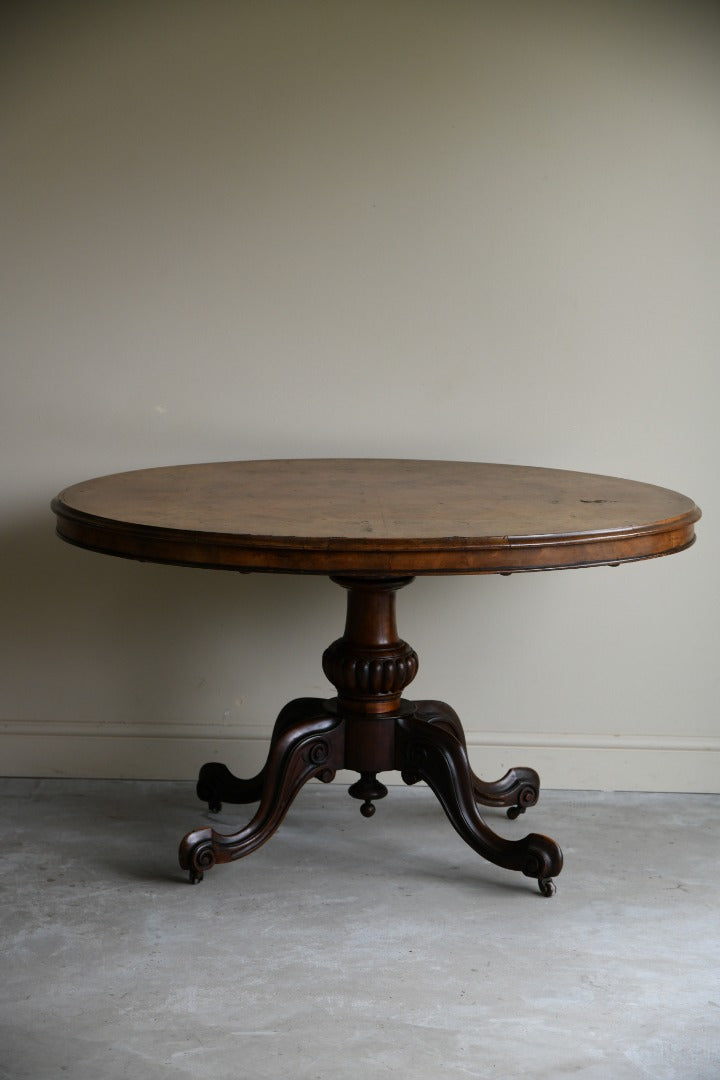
{"left": 507, "top": 805, "right": 525, "bottom": 820}
{"left": 208, "top": 802, "right": 222, "bottom": 814}
{"left": 538, "top": 878, "right": 556, "bottom": 898}
{"left": 188, "top": 869, "right": 204, "bottom": 884}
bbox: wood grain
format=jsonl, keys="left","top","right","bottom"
{"left": 52, "top": 458, "right": 700, "bottom": 575}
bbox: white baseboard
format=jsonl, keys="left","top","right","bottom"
{"left": 1, "top": 721, "right": 718, "bottom": 792}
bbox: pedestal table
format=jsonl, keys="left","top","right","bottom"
{"left": 52, "top": 459, "right": 700, "bottom": 896}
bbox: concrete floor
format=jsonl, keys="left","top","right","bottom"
{"left": 1, "top": 779, "right": 719, "bottom": 1080}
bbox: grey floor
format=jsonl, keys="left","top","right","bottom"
{"left": 1, "top": 779, "right": 719, "bottom": 1080}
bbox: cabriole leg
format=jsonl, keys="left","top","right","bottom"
{"left": 196, "top": 697, "right": 329, "bottom": 812}
{"left": 396, "top": 712, "right": 562, "bottom": 895}
{"left": 412, "top": 700, "right": 540, "bottom": 819}
{"left": 179, "top": 705, "right": 344, "bottom": 883}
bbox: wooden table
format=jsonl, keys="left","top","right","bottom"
{"left": 52, "top": 459, "right": 700, "bottom": 896}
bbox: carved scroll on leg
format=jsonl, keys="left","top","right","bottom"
{"left": 179, "top": 710, "right": 344, "bottom": 882}
{"left": 396, "top": 713, "right": 562, "bottom": 894}
{"left": 196, "top": 697, "right": 330, "bottom": 811}
{"left": 413, "top": 700, "right": 540, "bottom": 818}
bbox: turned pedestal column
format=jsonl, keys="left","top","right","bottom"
{"left": 322, "top": 576, "right": 417, "bottom": 815}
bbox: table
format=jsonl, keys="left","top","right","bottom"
{"left": 52, "top": 459, "right": 700, "bottom": 896}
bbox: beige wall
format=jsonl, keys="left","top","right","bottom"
{"left": 2, "top": 1, "right": 718, "bottom": 790}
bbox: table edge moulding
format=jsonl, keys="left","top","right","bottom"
{"left": 51, "top": 458, "right": 701, "bottom": 897}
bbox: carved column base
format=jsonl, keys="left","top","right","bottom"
{"left": 179, "top": 577, "right": 563, "bottom": 897}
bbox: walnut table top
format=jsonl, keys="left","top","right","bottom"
{"left": 52, "top": 458, "right": 700, "bottom": 577}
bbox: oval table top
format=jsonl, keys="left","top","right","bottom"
{"left": 52, "top": 458, "right": 700, "bottom": 576}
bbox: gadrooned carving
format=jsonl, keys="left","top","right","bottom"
{"left": 321, "top": 640, "right": 418, "bottom": 698}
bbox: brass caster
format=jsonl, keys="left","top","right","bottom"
{"left": 179, "top": 828, "right": 214, "bottom": 885}
{"left": 538, "top": 877, "right": 556, "bottom": 898}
